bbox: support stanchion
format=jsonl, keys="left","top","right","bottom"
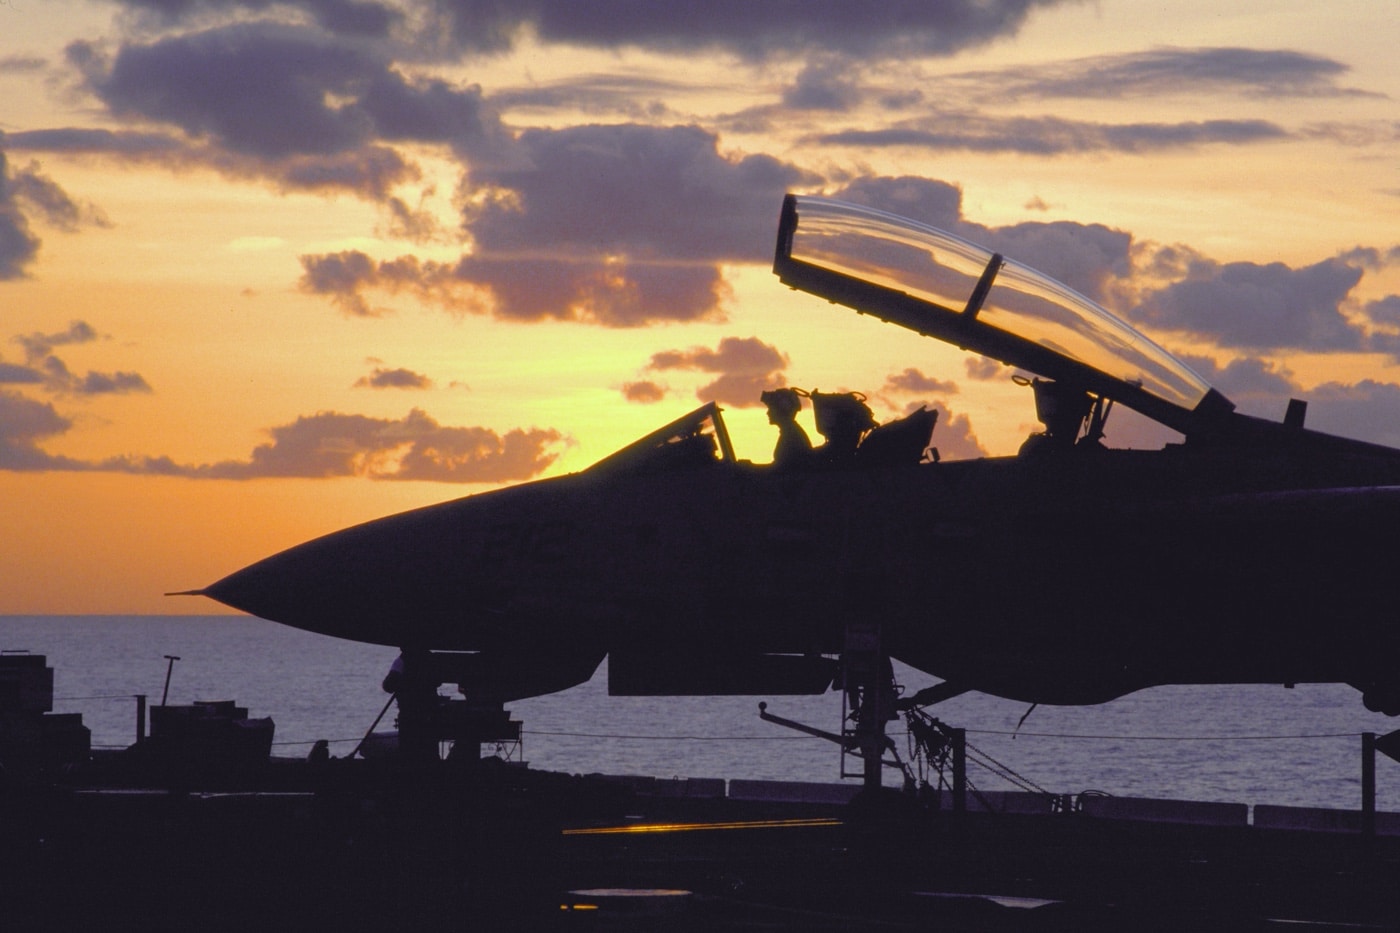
{"left": 1362, "top": 731, "right": 1376, "bottom": 837}
{"left": 951, "top": 727, "right": 967, "bottom": 812}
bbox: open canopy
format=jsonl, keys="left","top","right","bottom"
{"left": 773, "top": 194, "right": 1234, "bottom": 438}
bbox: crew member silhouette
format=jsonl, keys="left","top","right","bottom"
{"left": 762, "top": 388, "right": 812, "bottom": 468}
{"left": 811, "top": 390, "right": 877, "bottom": 463}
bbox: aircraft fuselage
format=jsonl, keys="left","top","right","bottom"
{"left": 202, "top": 435, "right": 1400, "bottom": 709}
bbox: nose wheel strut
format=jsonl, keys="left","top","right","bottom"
{"left": 382, "top": 648, "right": 523, "bottom": 764}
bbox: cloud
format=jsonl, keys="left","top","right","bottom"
{"left": 7, "top": 161, "right": 111, "bottom": 232}
{"left": 648, "top": 337, "right": 787, "bottom": 374}
{"left": 489, "top": 73, "right": 693, "bottom": 122}
{"left": 826, "top": 176, "right": 1400, "bottom": 364}
{"left": 10, "top": 321, "right": 154, "bottom": 396}
{"left": 379, "top": 192, "right": 445, "bottom": 243}
{"left": 0, "top": 361, "right": 43, "bottom": 385}
{"left": 455, "top": 254, "right": 727, "bottom": 326}
{"left": 0, "top": 389, "right": 67, "bottom": 442}
{"left": 865, "top": 374, "right": 982, "bottom": 459}
{"left": 882, "top": 367, "right": 957, "bottom": 396}
{"left": 645, "top": 336, "right": 789, "bottom": 406}
{"left": 785, "top": 50, "right": 1373, "bottom": 166}
{"left": 1304, "top": 380, "right": 1400, "bottom": 449}
{"left": 831, "top": 176, "right": 1132, "bottom": 303}
{"left": 815, "top": 112, "right": 1287, "bottom": 157}
{"left": 305, "top": 0, "right": 404, "bottom": 37}
{"left": 354, "top": 366, "right": 433, "bottom": 389}
{"left": 782, "top": 58, "right": 865, "bottom": 112}
{"left": 296, "top": 251, "right": 693, "bottom": 323}
{"left": 966, "top": 358, "right": 1008, "bottom": 381}
{"left": 1183, "top": 353, "right": 1297, "bottom": 398}
{"left": 111, "top": 0, "right": 404, "bottom": 38}
{"left": 0, "top": 152, "right": 43, "bottom": 279}
{"left": 299, "top": 251, "right": 385, "bottom": 316}
{"left": 81, "top": 25, "right": 379, "bottom": 159}
{"left": 816, "top": 176, "right": 1400, "bottom": 427}
{"left": 301, "top": 124, "right": 814, "bottom": 323}
{"left": 1174, "top": 353, "right": 1303, "bottom": 423}
{"left": 945, "top": 47, "right": 1373, "bottom": 102}
{"left": 14, "top": 320, "right": 101, "bottom": 363}
{"left": 833, "top": 175, "right": 965, "bottom": 228}
{"left": 10, "top": 126, "right": 417, "bottom": 201}
{"left": 1129, "top": 256, "right": 1365, "bottom": 351}
{"left": 921, "top": 402, "right": 985, "bottom": 460}
{"left": 0, "top": 56, "right": 47, "bottom": 75}
{"left": 1152, "top": 356, "right": 1400, "bottom": 450}
{"left": 1363, "top": 295, "right": 1400, "bottom": 329}
{"left": 4, "top": 128, "right": 186, "bottom": 156}
{"left": 1123, "top": 353, "right": 1400, "bottom": 449}
{"left": 466, "top": 124, "right": 812, "bottom": 260}
{"left": 0, "top": 396, "right": 567, "bottom": 482}
{"left": 66, "top": 23, "right": 504, "bottom": 200}
{"left": 1301, "top": 121, "right": 1400, "bottom": 149}
{"left": 621, "top": 380, "right": 667, "bottom": 403}
{"left": 299, "top": 251, "right": 474, "bottom": 316}
{"left": 981, "top": 222, "right": 1133, "bottom": 305}
{"left": 271, "top": 146, "right": 418, "bottom": 199}
{"left": 167, "top": 409, "right": 567, "bottom": 482}
{"left": 79, "top": 23, "right": 503, "bottom": 158}
{"left": 1336, "top": 245, "right": 1400, "bottom": 272}
{"left": 72, "top": 370, "right": 154, "bottom": 395}
{"left": 421, "top": 0, "right": 1067, "bottom": 59}
{"left": 0, "top": 391, "right": 92, "bottom": 471}
{"left": 0, "top": 319, "right": 553, "bottom": 480}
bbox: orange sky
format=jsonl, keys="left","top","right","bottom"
{"left": 3, "top": 0, "right": 1399, "bottom": 612}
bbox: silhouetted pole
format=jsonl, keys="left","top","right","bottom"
{"left": 349, "top": 692, "right": 398, "bottom": 760}
{"left": 135, "top": 694, "right": 147, "bottom": 743}
{"left": 1362, "top": 732, "right": 1376, "bottom": 837}
{"left": 863, "top": 736, "right": 883, "bottom": 789}
{"left": 161, "top": 655, "right": 180, "bottom": 706}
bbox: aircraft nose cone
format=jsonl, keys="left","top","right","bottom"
{"left": 201, "top": 545, "right": 353, "bottom": 634}
{"left": 198, "top": 499, "right": 482, "bottom": 647}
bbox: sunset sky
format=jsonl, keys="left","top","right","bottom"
{"left": 4, "top": 0, "right": 1399, "bottom": 613}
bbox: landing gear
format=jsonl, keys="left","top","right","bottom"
{"left": 759, "top": 621, "right": 912, "bottom": 794}
{"left": 840, "top": 622, "right": 899, "bottom": 791}
{"left": 758, "top": 621, "right": 980, "bottom": 804}
{"left": 382, "top": 649, "right": 523, "bottom": 764}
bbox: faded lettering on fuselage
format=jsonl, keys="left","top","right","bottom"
{"left": 481, "top": 521, "right": 575, "bottom": 565}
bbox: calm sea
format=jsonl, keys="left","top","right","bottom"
{"left": 3, "top": 614, "right": 1398, "bottom": 812}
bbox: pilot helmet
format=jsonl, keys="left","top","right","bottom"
{"left": 761, "top": 387, "right": 804, "bottom": 419}
{"left": 812, "top": 390, "right": 876, "bottom": 438}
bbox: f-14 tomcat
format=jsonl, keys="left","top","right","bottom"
{"left": 182, "top": 194, "right": 1400, "bottom": 767}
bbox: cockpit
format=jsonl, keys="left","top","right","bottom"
{"left": 586, "top": 402, "right": 737, "bottom": 475}
{"left": 772, "top": 194, "right": 1235, "bottom": 440}
{"left": 587, "top": 392, "right": 939, "bottom": 477}
{"left": 591, "top": 195, "right": 1253, "bottom": 477}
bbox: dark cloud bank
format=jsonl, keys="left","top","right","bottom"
{"left": 298, "top": 122, "right": 815, "bottom": 325}
{"left": 106, "top": 0, "right": 1069, "bottom": 58}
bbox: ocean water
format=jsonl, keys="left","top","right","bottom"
{"left": 3, "top": 614, "right": 1399, "bottom": 812}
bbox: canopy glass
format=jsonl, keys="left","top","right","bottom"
{"left": 778, "top": 196, "right": 1213, "bottom": 415}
